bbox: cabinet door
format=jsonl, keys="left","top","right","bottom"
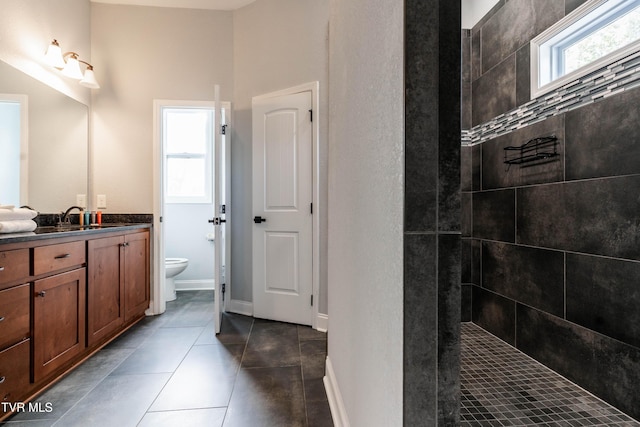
{"left": 87, "top": 236, "right": 125, "bottom": 347}
{"left": 33, "top": 269, "right": 86, "bottom": 381}
{"left": 124, "top": 231, "right": 150, "bottom": 322}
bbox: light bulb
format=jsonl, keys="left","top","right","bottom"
{"left": 61, "top": 54, "right": 84, "bottom": 80}
{"left": 44, "top": 40, "right": 65, "bottom": 69}
{"left": 80, "top": 67, "right": 100, "bottom": 89}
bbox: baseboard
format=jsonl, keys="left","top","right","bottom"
{"left": 316, "top": 313, "right": 328, "bottom": 332}
{"left": 175, "top": 279, "right": 215, "bottom": 292}
{"left": 226, "top": 299, "right": 253, "bottom": 316}
{"left": 324, "top": 356, "right": 350, "bottom": 427}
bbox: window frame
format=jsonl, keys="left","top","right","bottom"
{"left": 531, "top": 0, "right": 640, "bottom": 99}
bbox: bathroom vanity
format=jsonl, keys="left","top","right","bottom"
{"left": 0, "top": 224, "right": 150, "bottom": 419}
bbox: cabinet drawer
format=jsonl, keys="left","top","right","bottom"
{"left": 34, "top": 241, "right": 85, "bottom": 276}
{"left": 0, "top": 285, "right": 30, "bottom": 351}
{"left": 0, "top": 249, "right": 29, "bottom": 290}
{"left": 0, "top": 339, "right": 31, "bottom": 405}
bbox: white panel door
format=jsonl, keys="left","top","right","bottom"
{"left": 213, "top": 86, "right": 223, "bottom": 334}
{"left": 252, "top": 91, "right": 313, "bottom": 325}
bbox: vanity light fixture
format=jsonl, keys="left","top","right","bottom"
{"left": 44, "top": 39, "right": 100, "bottom": 89}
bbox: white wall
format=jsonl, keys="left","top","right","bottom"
{"left": 90, "top": 4, "right": 234, "bottom": 213}
{"left": 232, "top": 0, "right": 329, "bottom": 311}
{"left": 0, "top": 0, "right": 92, "bottom": 105}
{"left": 327, "top": 0, "right": 404, "bottom": 425}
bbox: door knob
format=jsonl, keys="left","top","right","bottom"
{"left": 253, "top": 216, "right": 266, "bottom": 224}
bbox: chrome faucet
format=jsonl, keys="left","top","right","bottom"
{"left": 60, "top": 206, "right": 83, "bottom": 225}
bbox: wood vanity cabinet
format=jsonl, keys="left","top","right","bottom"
{"left": 87, "top": 229, "right": 150, "bottom": 347}
{"left": 0, "top": 226, "right": 150, "bottom": 421}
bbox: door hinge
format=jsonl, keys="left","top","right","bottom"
{"left": 159, "top": 216, "right": 163, "bottom": 223}
{"left": 309, "top": 109, "right": 313, "bottom": 122}
{"left": 221, "top": 124, "right": 227, "bottom": 135}
{"left": 221, "top": 204, "right": 226, "bottom": 214}
{"left": 221, "top": 283, "right": 226, "bottom": 294}
{"left": 310, "top": 203, "right": 313, "bottom": 214}
{"left": 311, "top": 294, "right": 314, "bottom": 307}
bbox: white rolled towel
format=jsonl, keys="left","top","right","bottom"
{"left": 0, "top": 220, "right": 37, "bottom": 233}
{"left": 0, "top": 208, "right": 38, "bottom": 221}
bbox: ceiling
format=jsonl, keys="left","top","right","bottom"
{"left": 90, "top": 0, "right": 257, "bottom": 11}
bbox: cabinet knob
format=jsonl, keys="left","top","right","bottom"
{"left": 120, "top": 242, "right": 129, "bottom": 247}
{"left": 54, "top": 253, "right": 71, "bottom": 259}
{"left": 37, "top": 291, "right": 46, "bottom": 298}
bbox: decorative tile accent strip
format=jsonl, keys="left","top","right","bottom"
{"left": 462, "top": 50, "right": 640, "bottom": 145}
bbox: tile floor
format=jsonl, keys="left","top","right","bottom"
{"left": 1, "top": 291, "right": 333, "bottom": 427}
{"left": 461, "top": 322, "right": 640, "bottom": 426}
{"left": 6, "top": 294, "right": 633, "bottom": 426}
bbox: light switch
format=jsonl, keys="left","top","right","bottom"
{"left": 76, "top": 194, "right": 87, "bottom": 209}
{"left": 97, "top": 194, "right": 107, "bottom": 209}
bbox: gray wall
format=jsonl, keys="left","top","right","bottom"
{"left": 327, "top": 0, "right": 404, "bottom": 424}
{"left": 231, "top": 0, "right": 329, "bottom": 312}
{"left": 90, "top": 1, "right": 330, "bottom": 315}
{"left": 91, "top": 4, "right": 234, "bottom": 213}
{"left": 461, "top": 0, "right": 640, "bottom": 418}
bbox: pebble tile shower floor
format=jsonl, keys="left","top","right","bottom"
{"left": 461, "top": 322, "right": 639, "bottom": 426}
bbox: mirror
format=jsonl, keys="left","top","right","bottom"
{"left": 0, "top": 59, "right": 88, "bottom": 213}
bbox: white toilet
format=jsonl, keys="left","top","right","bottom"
{"left": 165, "top": 258, "right": 189, "bottom": 302}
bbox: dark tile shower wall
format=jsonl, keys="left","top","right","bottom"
{"left": 405, "top": 0, "right": 461, "bottom": 424}
{"left": 461, "top": 0, "right": 640, "bottom": 420}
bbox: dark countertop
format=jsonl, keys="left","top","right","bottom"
{"left": 0, "top": 223, "right": 152, "bottom": 245}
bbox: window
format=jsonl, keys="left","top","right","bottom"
{"left": 162, "top": 107, "right": 213, "bottom": 204}
{"left": 531, "top": 0, "right": 640, "bottom": 98}
{"left": 0, "top": 100, "right": 22, "bottom": 206}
